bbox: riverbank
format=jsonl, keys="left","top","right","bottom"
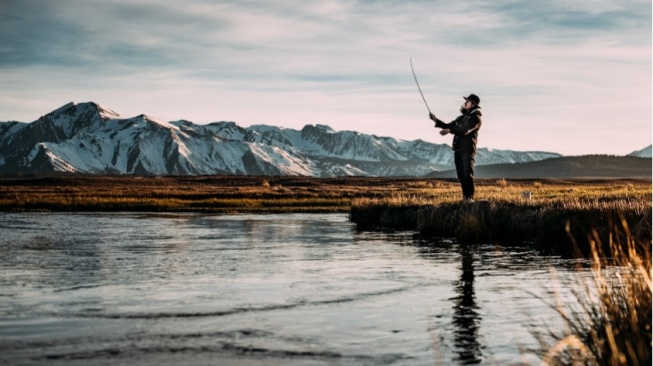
{"left": 350, "top": 180, "right": 651, "bottom": 256}
{"left": 1, "top": 175, "right": 650, "bottom": 255}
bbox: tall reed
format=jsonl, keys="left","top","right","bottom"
{"left": 532, "top": 217, "right": 651, "bottom": 365}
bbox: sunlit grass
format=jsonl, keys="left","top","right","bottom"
{"left": 532, "top": 218, "right": 651, "bottom": 365}
{"left": 0, "top": 176, "right": 385, "bottom": 213}
{"left": 352, "top": 180, "right": 651, "bottom": 212}
{"left": 0, "top": 176, "right": 650, "bottom": 215}
{"left": 349, "top": 178, "right": 651, "bottom": 255}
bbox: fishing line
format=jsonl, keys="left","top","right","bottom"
{"left": 410, "top": 57, "right": 432, "bottom": 114}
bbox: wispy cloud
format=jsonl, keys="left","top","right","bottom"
{"left": 0, "top": 0, "right": 650, "bottom": 154}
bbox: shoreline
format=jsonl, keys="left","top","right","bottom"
{"left": 350, "top": 200, "right": 651, "bottom": 257}
{"left": 2, "top": 175, "right": 650, "bottom": 257}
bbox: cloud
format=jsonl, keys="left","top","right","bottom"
{"left": 0, "top": 0, "right": 650, "bottom": 155}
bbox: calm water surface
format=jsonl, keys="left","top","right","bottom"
{"left": 0, "top": 213, "right": 587, "bottom": 365}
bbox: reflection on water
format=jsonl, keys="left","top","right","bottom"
{"left": 0, "top": 213, "right": 584, "bottom": 365}
{"left": 453, "top": 247, "right": 482, "bottom": 364}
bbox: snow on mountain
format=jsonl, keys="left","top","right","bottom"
{"left": 628, "top": 145, "right": 652, "bottom": 158}
{"left": 0, "top": 101, "right": 563, "bottom": 176}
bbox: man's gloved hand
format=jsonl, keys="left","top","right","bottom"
{"left": 429, "top": 113, "right": 436, "bottom": 121}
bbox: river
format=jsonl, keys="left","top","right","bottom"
{"left": 0, "top": 213, "right": 587, "bottom": 365}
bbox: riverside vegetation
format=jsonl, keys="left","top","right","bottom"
{"left": 2, "top": 176, "right": 650, "bottom": 248}
{"left": 350, "top": 178, "right": 651, "bottom": 257}
{"left": 531, "top": 223, "right": 651, "bottom": 365}
{"left": 2, "top": 175, "right": 649, "bottom": 253}
{"left": 1, "top": 174, "right": 651, "bottom": 364}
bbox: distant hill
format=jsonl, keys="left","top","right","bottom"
{"left": 628, "top": 145, "right": 652, "bottom": 158}
{"left": 426, "top": 155, "right": 652, "bottom": 179}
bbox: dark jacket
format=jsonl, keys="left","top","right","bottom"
{"left": 435, "top": 107, "right": 482, "bottom": 153}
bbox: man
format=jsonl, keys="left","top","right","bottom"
{"left": 429, "top": 94, "right": 482, "bottom": 203}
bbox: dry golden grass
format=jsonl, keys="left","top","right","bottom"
{"left": 352, "top": 179, "right": 651, "bottom": 212}
{"left": 0, "top": 176, "right": 650, "bottom": 216}
{"left": 348, "top": 178, "right": 650, "bottom": 256}
{"left": 532, "top": 218, "right": 651, "bottom": 365}
{"left": 0, "top": 175, "right": 428, "bottom": 213}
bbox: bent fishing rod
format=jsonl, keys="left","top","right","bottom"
{"left": 410, "top": 57, "right": 432, "bottom": 115}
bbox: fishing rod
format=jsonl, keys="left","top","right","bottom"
{"left": 410, "top": 57, "right": 432, "bottom": 115}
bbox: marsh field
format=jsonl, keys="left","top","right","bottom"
{"left": 0, "top": 175, "right": 650, "bottom": 213}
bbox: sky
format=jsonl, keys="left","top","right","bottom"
{"left": 0, "top": 0, "right": 650, "bottom": 156}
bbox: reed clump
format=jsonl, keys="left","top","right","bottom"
{"left": 532, "top": 219, "right": 652, "bottom": 365}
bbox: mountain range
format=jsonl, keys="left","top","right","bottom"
{"left": 0, "top": 102, "right": 648, "bottom": 177}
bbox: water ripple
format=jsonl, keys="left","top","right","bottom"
{"left": 0, "top": 212, "right": 589, "bottom": 365}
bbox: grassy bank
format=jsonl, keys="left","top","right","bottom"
{"left": 2, "top": 176, "right": 650, "bottom": 254}
{"left": 0, "top": 175, "right": 464, "bottom": 214}
{"left": 350, "top": 178, "right": 651, "bottom": 256}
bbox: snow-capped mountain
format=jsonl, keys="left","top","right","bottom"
{"left": 628, "top": 145, "right": 652, "bottom": 158}
{"left": 0, "top": 102, "right": 561, "bottom": 176}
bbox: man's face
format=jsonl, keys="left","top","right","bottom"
{"left": 462, "top": 100, "right": 474, "bottom": 110}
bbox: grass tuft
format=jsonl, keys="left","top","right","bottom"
{"left": 531, "top": 219, "right": 651, "bottom": 365}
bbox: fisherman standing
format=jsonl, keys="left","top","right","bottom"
{"left": 429, "top": 94, "right": 482, "bottom": 203}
